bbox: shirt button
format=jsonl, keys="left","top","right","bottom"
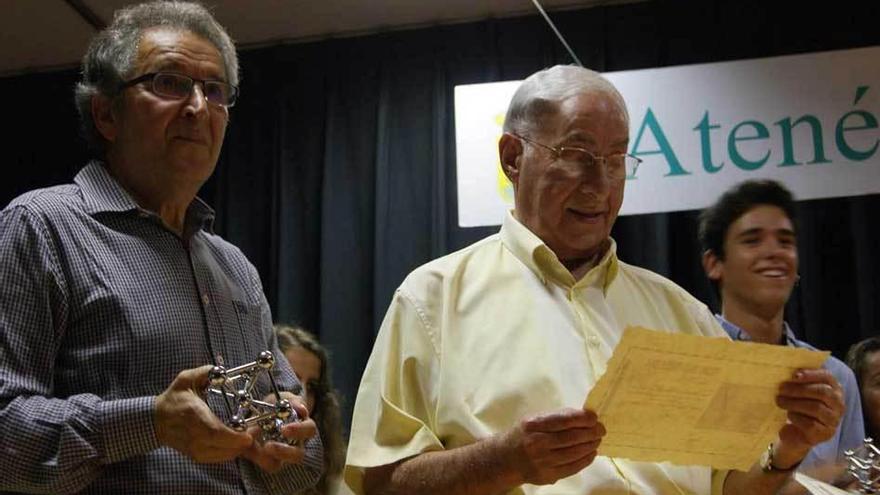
{"left": 216, "top": 354, "right": 224, "bottom": 365}
{"left": 588, "top": 335, "right": 601, "bottom": 348}
{"left": 202, "top": 294, "right": 210, "bottom": 306}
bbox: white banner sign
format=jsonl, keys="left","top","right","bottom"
{"left": 454, "top": 46, "right": 880, "bottom": 227}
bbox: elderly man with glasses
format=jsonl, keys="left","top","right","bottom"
{"left": 344, "top": 65, "right": 844, "bottom": 495}
{"left": 0, "top": 2, "right": 322, "bottom": 493}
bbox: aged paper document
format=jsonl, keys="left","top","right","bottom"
{"left": 584, "top": 327, "right": 828, "bottom": 471}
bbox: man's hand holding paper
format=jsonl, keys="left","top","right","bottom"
{"left": 498, "top": 408, "right": 606, "bottom": 486}
{"left": 773, "top": 368, "right": 846, "bottom": 470}
{"left": 583, "top": 327, "right": 845, "bottom": 473}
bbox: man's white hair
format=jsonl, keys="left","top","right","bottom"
{"left": 503, "top": 65, "right": 628, "bottom": 136}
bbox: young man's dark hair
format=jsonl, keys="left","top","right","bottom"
{"left": 698, "top": 179, "right": 797, "bottom": 260}
{"left": 698, "top": 179, "right": 797, "bottom": 298}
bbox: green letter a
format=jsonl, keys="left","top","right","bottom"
{"left": 631, "top": 108, "right": 690, "bottom": 176}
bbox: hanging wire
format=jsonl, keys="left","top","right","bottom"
{"left": 530, "top": 0, "right": 584, "bottom": 67}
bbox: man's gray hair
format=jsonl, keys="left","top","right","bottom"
{"left": 74, "top": 1, "right": 239, "bottom": 156}
{"left": 502, "top": 65, "right": 628, "bottom": 136}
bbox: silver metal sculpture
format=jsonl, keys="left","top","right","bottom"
{"left": 846, "top": 438, "right": 880, "bottom": 494}
{"left": 207, "top": 350, "right": 299, "bottom": 444}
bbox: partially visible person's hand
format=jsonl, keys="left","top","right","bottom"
{"left": 155, "top": 365, "right": 253, "bottom": 463}
{"left": 499, "top": 407, "right": 605, "bottom": 486}
{"left": 242, "top": 392, "right": 317, "bottom": 473}
{"left": 773, "top": 368, "right": 845, "bottom": 468}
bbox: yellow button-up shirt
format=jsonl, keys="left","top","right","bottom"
{"left": 346, "top": 212, "right": 731, "bottom": 494}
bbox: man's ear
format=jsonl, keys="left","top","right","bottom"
{"left": 498, "top": 133, "right": 523, "bottom": 186}
{"left": 91, "top": 93, "right": 119, "bottom": 143}
{"left": 702, "top": 249, "right": 723, "bottom": 281}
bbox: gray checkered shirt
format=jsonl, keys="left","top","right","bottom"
{"left": 0, "top": 162, "right": 322, "bottom": 494}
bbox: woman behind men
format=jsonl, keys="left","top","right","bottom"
{"left": 276, "top": 324, "right": 347, "bottom": 494}
{"left": 846, "top": 337, "right": 880, "bottom": 441}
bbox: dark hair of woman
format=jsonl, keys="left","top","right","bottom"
{"left": 275, "top": 324, "right": 346, "bottom": 494}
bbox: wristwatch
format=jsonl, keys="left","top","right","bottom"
{"left": 759, "top": 443, "right": 801, "bottom": 473}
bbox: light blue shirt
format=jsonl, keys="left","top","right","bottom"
{"left": 716, "top": 315, "right": 865, "bottom": 469}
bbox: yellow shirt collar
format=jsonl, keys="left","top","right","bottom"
{"left": 499, "top": 210, "right": 619, "bottom": 292}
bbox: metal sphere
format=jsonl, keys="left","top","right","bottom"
{"left": 257, "top": 351, "right": 275, "bottom": 369}
{"left": 229, "top": 415, "right": 247, "bottom": 431}
{"left": 276, "top": 399, "right": 293, "bottom": 420}
{"left": 208, "top": 366, "right": 227, "bottom": 386}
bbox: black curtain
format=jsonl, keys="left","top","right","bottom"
{"left": 2, "top": 0, "right": 879, "bottom": 432}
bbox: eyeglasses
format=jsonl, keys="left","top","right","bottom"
{"left": 513, "top": 133, "right": 641, "bottom": 180}
{"left": 120, "top": 72, "right": 239, "bottom": 107}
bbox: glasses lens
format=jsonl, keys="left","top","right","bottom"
{"left": 558, "top": 149, "right": 638, "bottom": 180}
{"left": 559, "top": 148, "right": 595, "bottom": 167}
{"left": 204, "top": 82, "right": 235, "bottom": 106}
{"left": 603, "top": 155, "right": 641, "bottom": 180}
{"left": 153, "top": 73, "right": 191, "bottom": 99}
{"left": 605, "top": 155, "right": 626, "bottom": 180}
{"left": 624, "top": 155, "right": 640, "bottom": 179}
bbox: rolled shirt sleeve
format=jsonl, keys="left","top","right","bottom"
{"left": 344, "top": 285, "right": 444, "bottom": 494}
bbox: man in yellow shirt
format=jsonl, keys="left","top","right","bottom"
{"left": 345, "top": 65, "right": 845, "bottom": 494}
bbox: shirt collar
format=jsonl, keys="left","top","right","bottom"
{"left": 76, "top": 161, "right": 140, "bottom": 214}
{"left": 715, "top": 314, "right": 798, "bottom": 346}
{"left": 75, "top": 161, "right": 216, "bottom": 236}
{"left": 182, "top": 198, "right": 216, "bottom": 237}
{"left": 499, "top": 210, "right": 619, "bottom": 291}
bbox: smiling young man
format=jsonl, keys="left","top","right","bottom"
{"left": 699, "top": 179, "right": 864, "bottom": 469}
